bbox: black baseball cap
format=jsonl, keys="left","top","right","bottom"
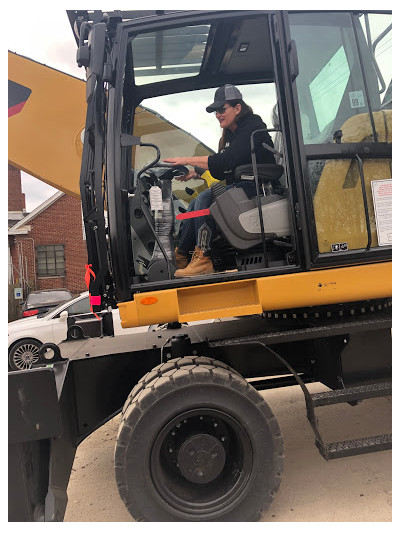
{"left": 206, "top": 84, "right": 243, "bottom": 113}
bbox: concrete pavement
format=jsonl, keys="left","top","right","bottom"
{"left": 64, "top": 381, "right": 391, "bottom": 522}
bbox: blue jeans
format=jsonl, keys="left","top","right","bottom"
{"left": 178, "top": 181, "right": 257, "bottom": 252}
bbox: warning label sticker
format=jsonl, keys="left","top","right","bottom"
{"left": 149, "top": 186, "right": 163, "bottom": 211}
{"left": 371, "top": 179, "right": 392, "bottom": 246}
{"left": 349, "top": 90, "right": 366, "bottom": 109}
{"left": 331, "top": 242, "right": 348, "bottom": 252}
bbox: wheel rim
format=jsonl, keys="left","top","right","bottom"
{"left": 150, "top": 408, "right": 253, "bottom": 518}
{"left": 12, "top": 343, "right": 40, "bottom": 370}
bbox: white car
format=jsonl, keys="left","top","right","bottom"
{"left": 8, "top": 292, "right": 148, "bottom": 371}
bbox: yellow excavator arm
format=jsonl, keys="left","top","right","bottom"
{"left": 8, "top": 51, "right": 213, "bottom": 202}
{"left": 8, "top": 51, "right": 85, "bottom": 197}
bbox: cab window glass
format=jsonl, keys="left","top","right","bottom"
{"left": 289, "top": 11, "right": 379, "bottom": 145}
{"left": 131, "top": 25, "right": 211, "bottom": 85}
{"left": 311, "top": 157, "right": 392, "bottom": 253}
{"left": 289, "top": 12, "right": 391, "bottom": 255}
{"left": 135, "top": 83, "right": 278, "bottom": 209}
{"left": 359, "top": 13, "right": 392, "bottom": 109}
{"left": 309, "top": 46, "right": 350, "bottom": 134}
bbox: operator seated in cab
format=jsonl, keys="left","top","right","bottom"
{"left": 164, "top": 84, "right": 275, "bottom": 277}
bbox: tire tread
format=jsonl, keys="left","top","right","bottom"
{"left": 116, "top": 356, "right": 284, "bottom": 522}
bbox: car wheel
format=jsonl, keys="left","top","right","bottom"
{"left": 115, "top": 356, "right": 284, "bottom": 522}
{"left": 9, "top": 339, "right": 42, "bottom": 371}
{"left": 67, "top": 325, "right": 84, "bottom": 340}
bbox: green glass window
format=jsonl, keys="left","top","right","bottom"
{"left": 309, "top": 46, "right": 350, "bottom": 134}
{"left": 288, "top": 12, "right": 391, "bottom": 145}
{"left": 131, "top": 24, "right": 211, "bottom": 85}
{"left": 359, "top": 13, "right": 392, "bottom": 109}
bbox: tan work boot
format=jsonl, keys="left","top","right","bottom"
{"left": 175, "top": 247, "right": 190, "bottom": 269}
{"left": 174, "top": 246, "right": 215, "bottom": 277}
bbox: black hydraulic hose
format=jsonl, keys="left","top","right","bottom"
{"left": 127, "top": 144, "right": 174, "bottom": 277}
{"left": 251, "top": 342, "right": 325, "bottom": 451}
{"left": 133, "top": 143, "right": 161, "bottom": 190}
{"left": 250, "top": 129, "right": 269, "bottom": 268}
{"left": 355, "top": 154, "right": 372, "bottom": 251}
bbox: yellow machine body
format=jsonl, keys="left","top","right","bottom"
{"left": 118, "top": 261, "right": 391, "bottom": 328}
{"left": 8, "top": 52, "right": 85, "bottom": 198}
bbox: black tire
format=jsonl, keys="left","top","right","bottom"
{"left": 115, "top": 356, "right": 284, "bottom": 522}
{"left": 9, "top": 339, "right": 42, "bottom": 371}
{"left": 67, "top": 325, "right": 84, "bottom": 340}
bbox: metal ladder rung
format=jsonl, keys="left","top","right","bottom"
{"left": 311, "top": 382, "right": 391, "bottom": 407}
{"left": 318, "top": 433, "right": 392, "bottom": 460}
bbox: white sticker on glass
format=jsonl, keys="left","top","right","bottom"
{"left": 349, "top": 91, "right": 366, "bottom": 109}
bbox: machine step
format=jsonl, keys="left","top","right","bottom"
{"left": 310, "top": 382, "right": 392, "bottom": 460}
{"left": 311, "top": 382, "right": 392, "bottom": 407}
{"left": 317, "top": 433, "right": 392, "bottom": 460}
{"left": 231, "top": 342, "right": 392, "bottom": 461}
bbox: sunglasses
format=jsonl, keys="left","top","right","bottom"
{"left": 214, "top": 104, "right": 231, "bottom": 115}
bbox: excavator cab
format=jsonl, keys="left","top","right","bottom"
{"left": 7, "top": 10, "right": 392, "bottom": 523}
{"left": 69, "top": 10, "right": 391, "bottom": 325}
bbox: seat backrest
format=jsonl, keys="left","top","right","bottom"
{"left": 210, "top": 187, "right": 290, "bottom": 250}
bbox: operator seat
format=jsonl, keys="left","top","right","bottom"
{"left": 210, "top": 164, "right": 291, "bottom": 250}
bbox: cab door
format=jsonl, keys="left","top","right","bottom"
{"left": 107, "top": 10, "right": 304, "bottom": 298}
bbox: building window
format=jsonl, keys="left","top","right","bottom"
{"left": 37, "top": 245, "right": 65, "bottom": 277}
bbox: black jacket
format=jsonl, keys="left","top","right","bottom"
{"left": 208, "top": 114, "right": 275, "bottom": 184}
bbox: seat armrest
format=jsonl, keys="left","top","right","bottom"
{"left": 235, "top": 164, "right": 284, "bottom": 182}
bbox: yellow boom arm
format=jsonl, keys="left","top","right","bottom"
{"left": 8, "top": 51, "right": 213, "bottom": 202}
{"left": 8, "top": 51, "right": 85, "bottom": 197}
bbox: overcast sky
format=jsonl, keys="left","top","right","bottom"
{"left": 7, "top": 3, "right": 394, "bottom": 212}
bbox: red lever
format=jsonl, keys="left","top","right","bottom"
{"left": 176, "top": 208, "right": 210, "bottom": 220}
{"left": 84, "top": 264, "right": 101, "bottom": 320}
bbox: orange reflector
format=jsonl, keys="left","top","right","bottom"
{"left": 140, "top": 296, "right": 158, "bottom": 305}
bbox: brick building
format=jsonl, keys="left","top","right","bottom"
{"left": 8, "top": 165, "right": 88, "bottom": 296}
